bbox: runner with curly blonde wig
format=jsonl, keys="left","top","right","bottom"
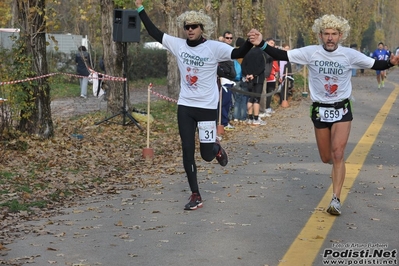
{"left": 247, "top": 14, "right": 399, "bottom": 215}
{"left": 135, "top": 0, "right": 258, "bottom": 210}
{"left": 312, "top": 14, "right": 350, "bottom": 45}
{"left": 176, "top": 10, "right": 214, "bottom": 39}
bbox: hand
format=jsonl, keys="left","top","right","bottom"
{"left": 389, "top": 54, "right": 399, "bottom": 65}
{"left": 246, "top": 74, "right": 254, "bottom": 81}
{"left": 247, "top": 29, "right": 263, "bottom": 46}
{"left": 135, "top": 0, "right": 143, "bottom": 8}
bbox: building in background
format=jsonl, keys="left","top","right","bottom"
{"left": 0, "top": 28, "right": 87, "bottom": 55}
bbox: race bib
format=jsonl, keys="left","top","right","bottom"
{"left": 319, "top": 107, "right": 345, "bottom": 122}
{"left": 198, "top": 121, "right": 216, "bottom": 143}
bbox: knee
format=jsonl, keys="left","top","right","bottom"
{"left": 320, "top": 156, "right": 332, "bottom": 164}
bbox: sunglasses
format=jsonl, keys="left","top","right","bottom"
{"left": 184, "top": 24, "right": 200, "bottom": 30}
{"left": 224, "top": 37, "right": 233, "bottom": 40}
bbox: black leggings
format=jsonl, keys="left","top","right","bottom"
{"left": 177, "top": 105, "right": 219, "bottom": 194}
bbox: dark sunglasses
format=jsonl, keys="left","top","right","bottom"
{"left": 184, "top": 24, "right": 200, "bottom": 30}
{"left": 224, "top": 37, "right": 233, "bottom": 40}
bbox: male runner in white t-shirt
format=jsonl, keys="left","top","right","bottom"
{"left": 135, "top": 0, "right": 255, "bottom": 210}
{"left": 248, "top": 14, "right": 399, "bottom": 215}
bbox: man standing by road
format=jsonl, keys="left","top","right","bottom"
{"left": 248, "top": 14, "right": 399, "bottom": 215}
{"left": 217, "top": 31, "right": 236, "bottom": 130}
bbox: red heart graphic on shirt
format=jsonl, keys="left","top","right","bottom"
{"left": 330, "top": 84, "right": 338, "bottom": 94}
{"left": 189, "top": 75, "right": 198, "bottom": 85}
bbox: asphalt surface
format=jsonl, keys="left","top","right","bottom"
{"left": 1, "top": 68, "right": 399, "bottom": 266}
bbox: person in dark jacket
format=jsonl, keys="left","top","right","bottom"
{"left": 241, "top": 47, "right": 268, "bottom": 125}
{"left": 75, "top": 46, "right": 92, "bottom": 98}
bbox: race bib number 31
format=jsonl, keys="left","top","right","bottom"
{"left": 319, "top": 107, "right": 344, "bottom": 122}
{"left": 198, "top": 121, "right": 216, "bottom": 143}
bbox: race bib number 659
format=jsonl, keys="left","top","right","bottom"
{"left": 198, "top": 121, "right": 216, "bottom": 143}
{"left": 319, "top": 107, "right": 344, "bottom": 122}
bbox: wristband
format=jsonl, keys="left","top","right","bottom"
{"left": 137, "top": 5, "right": 144, "bottom": 13}
{"left": 258, "top": 40, "right": 267, "bottom": 50}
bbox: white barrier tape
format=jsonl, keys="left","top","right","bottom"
{"left": 149, "top": 89, "right": 178, "bottom": 103}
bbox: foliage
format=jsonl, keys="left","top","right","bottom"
{"left": 129, "top": 45, "right": 168, "bottom": 80}
{"left": 0, "top": 37, "right": 38, "bottom": 137}
{"left": 1, "top": 100, "right": 180, "bottom": 214}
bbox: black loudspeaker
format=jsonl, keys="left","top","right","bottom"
{"left": 113, "top": 9, "right": 141, "bottom": 43}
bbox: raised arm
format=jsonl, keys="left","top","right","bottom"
{"left": 247, "top": 28, "right": 288, "bottom": 61}
{"left": 231, "top": 40, "right": 253, "bottom": 59}
{"left": 135, "top": 0, "right": 164, "bottom": 43}
{"left": 371, "top": 53, "right": 399, "bottom": 70}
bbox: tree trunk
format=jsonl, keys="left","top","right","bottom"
{"left": 15, "top": 0, "right": 53, "bottom": 138}
{"left": 100, "top": 0, "right": 126, "bottom": 114}
{"left": 163, "top": 0, "right": 181, "bottom": 100}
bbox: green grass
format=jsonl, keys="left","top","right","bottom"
{"left": 0, "top": 199, "right": 48, "bottom": 212}
{"left": 50, "top": 76, "right": 167, "bottom": 99}
{"left": 50, "top": 80, "right": 80, "bottom": 99}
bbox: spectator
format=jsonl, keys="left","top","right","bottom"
{"left": 278, "top": 43, "right": 293, "bottom": 105}
{"left": 233, "top": 37, "right": 249, "bottom": 122}
{"left": 217, "top": 31, "right": 236, "bottom": 130}
{"left": 263, "top": 38, "right": 279, "bottom": 116}
{"left": 75, "top": 46, "right": 92, "bottom": 98}
{"left": 241, "top": 46, "right": 268, "bottom": 126}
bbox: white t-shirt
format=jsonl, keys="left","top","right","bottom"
{"left": 288, "top": 45, "right": 374, "bottom": 103}
{"left": 162, "top": 34, "right": 233, "bottom": 109}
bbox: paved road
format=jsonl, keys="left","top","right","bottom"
{"left": 2, "top": 69, "right": 399, "bottom": 266}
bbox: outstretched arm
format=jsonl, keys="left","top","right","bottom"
{"left": 231, "top": 39, "right": 253, "bottom": 59}
{"left": 372, "top": 53, "right": 399, "bottom": 70}
{"left": 135, "top": 0, "right": 164, "bottom": 43}
{"left": 247, "top": 28, "right": 288, "bottom": 61}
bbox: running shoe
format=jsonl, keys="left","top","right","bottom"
{"left": 266, "top": 108, "right": 275, "bottom": 114}
{"left": 224, "top": 123, "right": 235, "bottom": 130}
{"left": 215, "top": 140, "right": 228, "bottom": 166}
{"left": 184, "top": 193, "right": 203, "bottom": 210}
{"left": 252, "top": 119, "right": 267, "bottom": 126}
{"left": 326, "top": 194, "right": 341, "bottom": 215}
{"left": 259, "top": 112, "right": 271, "bottom": 118}
{"left": 382, "top": 81, "right": 385, "bottom": 88}
{"left": 246, "top": 119, "right": 253, "bottom": 125}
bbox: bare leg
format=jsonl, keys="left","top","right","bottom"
{"left": 314, "top": 121, "right": 351, "bottom": 199}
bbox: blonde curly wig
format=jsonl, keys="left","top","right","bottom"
{"left": 312, "top": 14, "right": 351, "bottom": 44}
{"left": 177, "top": 10, "right": 214, "bottom": 38}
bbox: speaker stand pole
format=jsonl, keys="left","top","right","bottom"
{"left": 95, "top": 42, "right": 142, "bottom": 130}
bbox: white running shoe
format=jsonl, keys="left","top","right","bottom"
{"left": 259, "top": 112, "right": 271, "bottom": 118}
{"left": 326, "top": 194, "right": 341, "bottom": 215}
{"left": 252, "top": 119, "right": 267, "bottom": 126}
